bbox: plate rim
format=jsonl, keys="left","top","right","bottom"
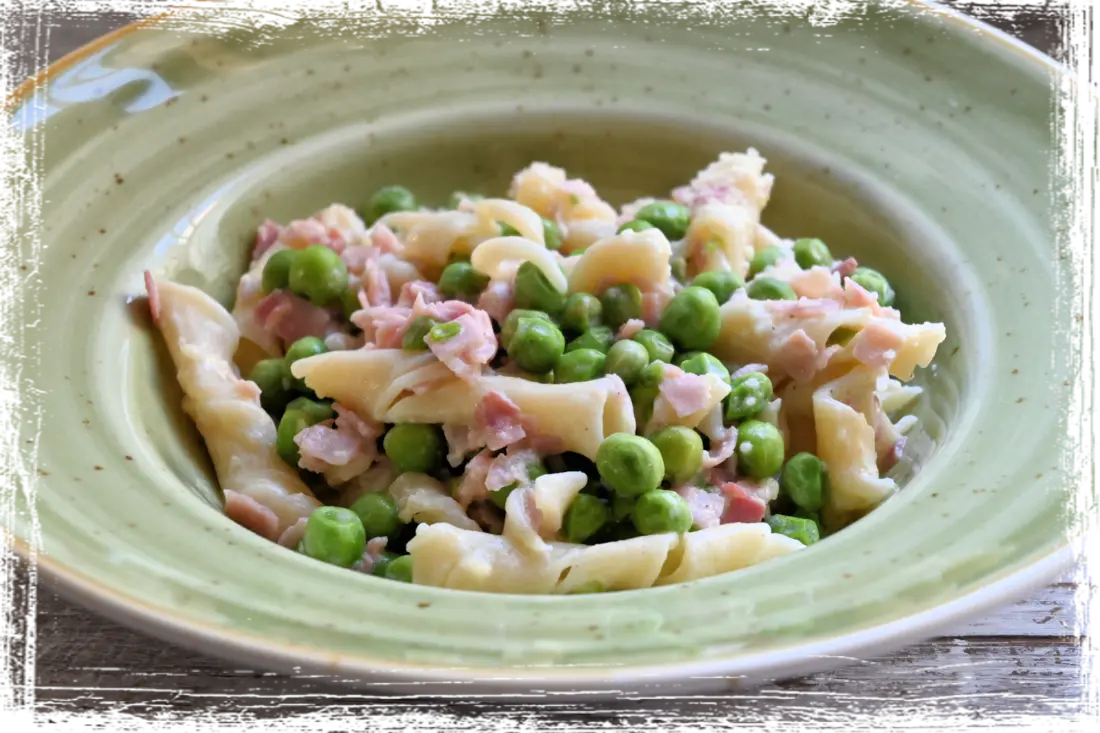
{"left": 8, "top": 0, "right": 1078, "bottom": 691}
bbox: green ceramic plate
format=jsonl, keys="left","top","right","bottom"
{"left": 4, "top": 1, "right": 1079, "bottom": 692}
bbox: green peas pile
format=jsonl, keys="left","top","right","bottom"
{"left": 261, "top": 245, "right": 349, "bottom": 308}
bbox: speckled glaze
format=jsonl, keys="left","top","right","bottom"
{"left": 5, "top": 2, "right": 1077, "bottom": 692}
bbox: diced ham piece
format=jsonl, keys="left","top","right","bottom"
{"left": 641, "top": 289, "right": 672, "bottom": 328}
{"left": 224, "top": 490, "right": 280, "bottom": 541}
{"left": 283, "top": 218, "right": 338, "bottom": 251}
{"left": 475, "top": 391, "right": 527, "bottom": 451}
{"left": 370, "top": 222, "right": 402, "bottom": 254}
{"left": 252, "top": 220, "right": 284, "bottom": 259}
{"left": 789, "top": 267, "right": 844, "bottom": 301}
{"left": 353, "top": 536, "right": 392, "bottom": 575}
{"left": 277, "top": 517, "right": 308, "bottom": 549}
{"left": 616, "top": 318, "right": 646, "bottom": 341}
{"left": 719, "top": 482, "right": 768, "bottom": 524}
{"left": 658, "top": 367, "right": 713, "bottom": 417}
{"left": 354, "top": 304, "right": 411, "bottom": 348}
{"left": 477, "top": 281, "right": 515, "bottom": 324}
{"left": 467, "top": 501, "right": 505, "bottom": 534}
{"left": 427, "top": 310, "right": 498, "bottom": 381}
{"left": 672, "top": 183, "right": 740, "bottom": 210}
{"left": 850, "top": 321, "right": 903, "bottom": 370}
{"left": 443, "top": 425, "right": 479, "bottom": 468}
{"left": 143, "top": 271, "right": 160, "bottom": 325}
{"left": 341, "top": 245, "right": 374, "bottom": 275}
{"left": 832, "top": 257, "right": 859, "bottom": 279}
{"left": 774, "top": 329, "right": 823, "bottom": 383}
{"left": 454, "top": 450, "right": 494, "bottom": 509}
{"left": 362, "top": 253, "right": 392, "bottom": 307}
{"left": 842, "top": 279, "right": 899, "bottom": 319}
{"left": 255, "top": 290, "right": 335, "bottom": 344}
{"left": 730, "top": 363, "right": 768, "bottom": 380}
{"left": 397, "top": 280, "right": 442, "bottom": 308}
{"left": 294, "top": 404, "right": 382, "bottom": 475}
{"left": 486, "top": 449, "right": 539, "bottom": 493}
{"left": 701, "top": 427, "right": 738, "bottom": 470}
{"left": 675, "top": 485, "right": 726, "bottom": 529}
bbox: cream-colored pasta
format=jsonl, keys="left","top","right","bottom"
{"left": 151, "top": 278, "right": 319, "bottom": 533}
{"left": 232, "top": 243, "right": 286, "bottom": 357}
{"left": 507, "top": 161, "right": 618, "bottom": 253}
{"left": 681, "top": 149, "right": 775, "bottom": 215}
{"left": 646, "top": 373, "right": 731, "bottom": 435}
{"left": 470, "top": 198, "right": 545, "bottom": 245}
{"left": 470, "top": 236, "right": 568, "bottom": 292}
{"left": 291, "top": 349, "right": 433, "bottom": 420}
{"left": 566, "top": 229, "right": 672, "bottom": 295}
{"left": 878, "top": 377, "right": 923, "bottom": 414}
{"left": 387, "top": 472, "right": 481, "bottom": 532}
{"left": 480, "top": 374, "right": 635, "bottom": 459}
{"left": 655, "top": 522, "right": 803, "bottom": 586}
{"left": 683, "top": 202, "right": 756, "bottom": 278}
{"left": 379, "top": 210, "right": 478, "bottom": 278}
{"left": 315, "top": 203, "right": 370, "bottom": 247}
{"left": 502, "top": 471, "right": 587, "bottom": 557}
{"left": 813, "top": 366, "right": 896, "bottom": 513}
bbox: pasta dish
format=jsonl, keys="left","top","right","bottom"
{"left": 144, "top": 149, "right": 945, "bottom": 593}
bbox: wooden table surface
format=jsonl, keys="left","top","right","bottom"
{"left": 9, "top": 2, "right": 1089, "bottom": 727}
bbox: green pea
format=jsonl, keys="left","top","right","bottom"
{"left": 261, "top": 249, "right": 297, "bottom": 294}
{"left": 555, "top": 348, "right": 607, "bottom": 383}
{"left": 448, "top": 191, "right": 483, "bottom": 208}
{"left": 617, "top": 219, "right": 655, "bottom": 234}
{"left": 600, "top": 283, "right": 643, "bottom": 330}
{"left": 542, "top": 217, "right": 563, "bottom": 251}
{"left": 428, "top": 320, "right": 463, "bottom": 343}
{"left": 561, "top": 292, "right": 602, "bottom": 334}
{"left": 596, "top": 433, "right": 665, "bottom": 498}
{"left": 568, "top": 580, "right": 606, "bottom": 594}
{"left": 285, "top": 396, "right": 335, "bottom": 424}
{"left": 384, "top": 554, "right": 414, "bottom": 582}
{"left": 793, "top": 238, "right": 833, "bottom": 270}
{"left": 780, "top": 452, "right": 828, "bottom": 512}
{"left": 746, "top": 277, "right": 797, "bottom": 301}
{"left": 501, "top": 309, "right": 553, "bottom": 350}
{"left": 611, "top": 494, "right": 636, "bottom": 523}
{"left": 726, "top": 371, "right": 773, "bottom": 421}
{"left": 566, "top": 326, "right": 614, "bottom": 354}
{"left": 659, "top": 286, "right": 721, "bottom": 351}
{"left": 650, "top": 426, "right": 705, "bottom": 485}
{"left": 498, "top": 222, "right": 521, "bottom": 237}
{"left": 765, "top": 514, "right": 821, "bottom": 546}
{"left": 438, "top": 261, "right": 489, "bottom": 299}
{"left": 275, "top": 409, "right": 311, "bottom": 466}
{"left": 638, "top": 361, "right": 667, "bottom": 388}
{"left": 633, "top": 329, "right": 675, "bottom": 363}
{"left": 629, "top": 384, "right": 659, "bottom": 429}
{"left": 248, "top": 358, "right": 293, "bottom": 414}
{"left": 691, "top": 270, "right": 743, "bottom": 304}
{"left": 736, "top": 420, "right": 785, "bottom": 479}
{"left": 287, "top": 245, "right": 348, "bottom": 306}
{"left": 383, "top": 423, "right": 444, "bottom": 474}
{"left": 604, "top": 339, "right": 649, "bottom": 386}
{"left": 514, "top": 261, "right": 567, "bottom": 315}
{"left": 349, "top": 493, "right": 402, "bottom": 539}
{"left": 849, "top": 266, "right": 895, "bottom": 307}
{"left": 402, "top": 315, "right": 439, "bottom": 351}
{"left": 489, "top": 459, "right": 545, "bottom": 509}
{"left": 370, "top": 550, "right": 399, "bottom": 577}
{"left": 284, "top": 336, "right": 329, "bottom": 391}
{"left": 632, "top": 489, "right": 692, "bottom": 534}
{"left": 678, "top": 352, "right": 730, "bottom": 383}
{"left": 635, "top": 201, "right": 691, "bottom": 240}
{"left": 507, "top": 317, "right": 565, "bottom": 373}
{"left": 341, "top": 286, "right": 362, "bottom": 319}
{"left": 827, "top": 326, "right": 859, "bottom": 347}
{"left": 300, "top": 506, "right": 367, "bottom": 568}
{"left": 563, "top": 494, "right": 610, "bottom": 543}
{"left": 748, "top": 245, "right": 785, "bottom": 278}
{"left": 366, "top": 185, "right": 417, "bottom": 224}
{"left": 670, "top": 256, "right": 688, "bottom": 282}
{"left": 793, "top": 508, "right": 823, "bottom": 537}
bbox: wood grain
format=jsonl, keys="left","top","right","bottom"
{"left": 10, "top": 0, "right": 1083, "bottom": 720}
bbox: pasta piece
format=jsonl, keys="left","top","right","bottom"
{"left": 647, "top": 372, "right": 731, "bottom": 435}
{"left": 314, "top": 203, "right": 371, "bottom": 248}
{"left": 655, "top": 522, "right": 803, "bottom": 585}
{"left": 291, "top": 349, "right": 435, "bottom": 420}
{"left": 471, "top": 236, "right": 568, "bottom": 292}
{"left": 232, "top": 243, "right": 286, "bottom": 357}
{"left": 387, "top": 472, "right": 481, "bottom": 531}
{"left": 554, "top": 534, "right": 679, "bottom": 593}
{"left": 673, "top": 149, "right": 775, "bottom": 215}
{"left": 507, "top": 162, "right": 617, "bottom": 253}
{"left": 683, "top": 202, "right": 756, "bottom": 278}
{"left": 380, "top": 210, "right": 477, "bottom": 278}
{"left": 566, "top": 229, "right": 673, "bottom": 295}
{"left": 812, "top": 366, "right": 896, "bottom": 513}
{"left": 878, "top": 377, "right": 923, "bottom": 414}
{"left": 502, "top": 471, "right": 587, "bottom": 557}
{"left": 470, "top": 198, "right": 545, "bottom": 245}
{"left": 147, "top": 277, "right": 319, "bottom": 536}
{"left": 480, "top": 375, "right": 635, "bottom": 459}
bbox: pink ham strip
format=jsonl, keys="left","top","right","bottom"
{"left": 426, "top": 310, "right": 498, "bottom": 382}
{"left": 486, "top": 449, "right": 539, "bottom": 494}
{"left": 353, "top": 537, "right": 391, "bottom": 575}
{"left": 477, "top": 281, "right": 514, "bottom": 324}
{"left": 224, "top": 490, "right": 280, "bottom": 541}
{"left": 832, "top": 257, "right": 859, "bottom": 279}
{"left": 294, "top": 404, "right": 382, "bottom": 474}
{"left": 701, "top": 427, "right": 738, "bottom": 470}
{"left": 475, "top": 391, "right": 526, "bottom": 451}
{"left": 454, "top": 450, "right": 494, "bottom": 509}
{"left": 362, "top": 253, "right": 392, "bottom": 307}
{"left": 719, "top": 482, "right": 767, "bottom": 524}
{"left": 675, "top": 485, "right": 725, "bottom": 529}
{"left": 370, "top": 222, "right": 402, "bottom": 254}
{"left": 143, "top": 271, "right": 160, "bottom": 325}
{"left": 252, "top": 220, "right": 284, "bottom": 259}
{"left": 850, "top": 321, "right": 904, "bottom": 370}
{"left": 672, "top": 182, "right": 740, "bottom": 210}
{"left": 641, "top": 290, "right": 671, "bottom": 329}
{"left": 255, "top": 290, "right": 335, "bottom": 344}
{"left": 277, "top": 517, "right": 308, "bottom": 549}
{"left": 616, "top": 318, "right": 646, "bottom": 341}
{"left": 730, "top": 363, "right": 768, "bottom": 380}
{"left": 397, "top": 280, "right": 442, "bottom": 308}
{"left": 774, "top": 330, "right": 821, "bottom": 384}
{"left": 658, "top": 366, "right": 713, "bottom": 417}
